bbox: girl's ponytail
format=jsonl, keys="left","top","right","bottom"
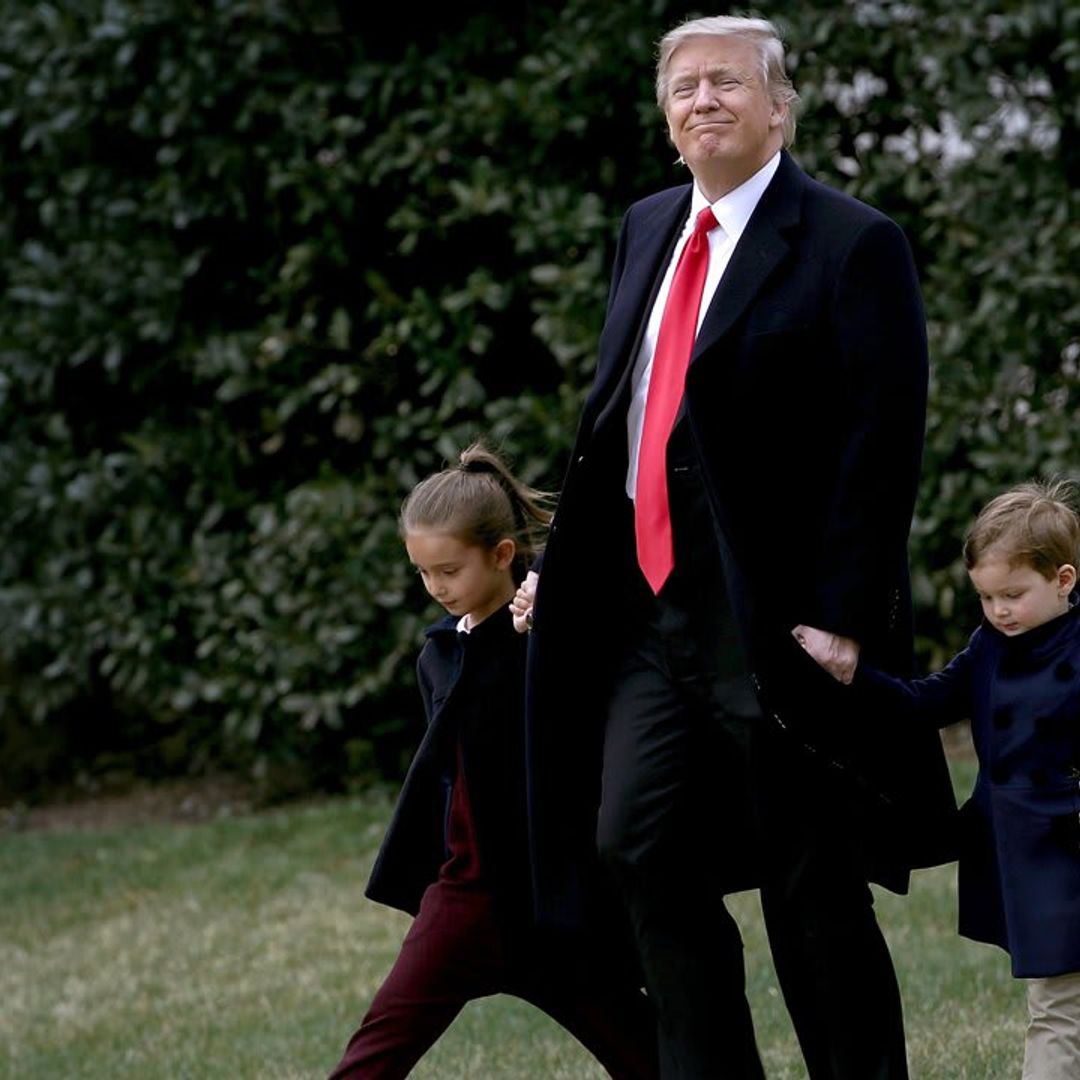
{"left": 401, "top": 442, "right": 553, "bottom": 580}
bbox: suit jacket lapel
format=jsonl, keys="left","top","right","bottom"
{"left": 585, "top": 187, "right": 690, "bottom": 433}
{"left": 691, "top": 151, "right": 803, "bottom": 363}
{"left": 582, "top": 153, "right": 806, "bottom": 432}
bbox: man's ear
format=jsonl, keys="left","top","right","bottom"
{"left": 1058, "top": 564, "right": 1077, "bottom": 596}
{"left": 493, "top": 538, "right": 516, "bottom": 571}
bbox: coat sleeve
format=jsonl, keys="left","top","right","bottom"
{"left": 414, "top": 652, "right": 436, "bottom": 730}
{"left": 853, "top": 636, "right": 977, "bottom": 729}
{"left": 604, "top": 209, "right": 632, "bottom": 319}
{"left": 809, "top": 216, "right": 928, "bottom": 641}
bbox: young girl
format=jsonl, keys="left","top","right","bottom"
{"left": 327, "top": 444, "right": 657, "bottom": 1080}
{"left": 839, "top": 479, "right": 1080, "bottom": 1079}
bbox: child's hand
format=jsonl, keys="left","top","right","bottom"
{"left": 791, "top": 624, "right": 860, "bottom": 684}
{"left": 510, "top": 571, "right": 538, "bottom": 633}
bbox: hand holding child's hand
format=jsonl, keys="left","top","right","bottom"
{"left": 510, "top": 571, "right": 538, "bottom": 634}
{"left": 791, "top": 624, "right": 860, "bottom": 684}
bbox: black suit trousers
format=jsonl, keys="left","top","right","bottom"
{"left": 596, "top": 457, "right": 908, "bottom": 1080}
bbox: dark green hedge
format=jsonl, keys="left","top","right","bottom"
{"left": 1, "top": 0, "right": 1077, "bottom": 798}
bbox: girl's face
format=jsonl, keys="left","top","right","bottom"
{"left": 968, "top": 553, "right": 1076, "bottom": 636}
{"left": 405, "top": 530, "right": 516, "bottom": 627}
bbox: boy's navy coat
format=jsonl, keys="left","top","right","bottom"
{"left": 526, "top": 150, "right": 958, "bottom": 926}
{"left": 858, "top": 599, "right": 1080, "bottom": 977}
{"left": 366, "top": 606, "right": 532, "bottom": 923}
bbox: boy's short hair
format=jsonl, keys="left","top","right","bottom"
{"left": 963, "top": 478, "right": 1080, "bottom": 579}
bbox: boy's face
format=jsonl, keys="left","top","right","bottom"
{"left": 968, "top": 555, "right": 1076, "bottom": 636}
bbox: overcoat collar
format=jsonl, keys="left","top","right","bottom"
{"left": 983, "top": 590, "right": 1080, "bottom": 656}
{"left": 423, "top": 612, "right": 459, "bottom": 639}
{"left": 693, "top": 150, "right": 802, "bottom": 360}
{"left": 587, "top": 151, "right": 804, "bottom": 429}
{"left": 422, "top": 604, "right": 514, "bottom": 641}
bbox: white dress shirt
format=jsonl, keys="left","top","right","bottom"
{"left": 625, "top": 152, "right": 781, "bottom": 499}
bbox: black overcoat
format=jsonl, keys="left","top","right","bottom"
{"left": 366, "top": 606, "right": 532, "bottom": 923}
{"left": 857, "top": 598, "right": 1080, "bottom": 978}
{"left": 526, "top": 151, "right": 958, "bottom": 928}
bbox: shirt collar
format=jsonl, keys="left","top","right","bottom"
{"left": 690, "top": 150, "right": 781, "bottom": 243}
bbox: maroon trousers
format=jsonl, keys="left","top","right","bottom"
{"left": 327, "top": 875, "right": 657, "bottom": 1079}
{"left": 328, "top": 757, "right": 657, "bottom": 1079}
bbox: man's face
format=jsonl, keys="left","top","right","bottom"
{"left": 663, "top": 35, "right": 785, "bottom": 191}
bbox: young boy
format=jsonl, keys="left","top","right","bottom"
{"left": 842, "top": 479, "right": 1080, "bottom": 1079}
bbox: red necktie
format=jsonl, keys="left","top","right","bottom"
{"left": 634, "top": 206, "right": 718, "bottom": 594}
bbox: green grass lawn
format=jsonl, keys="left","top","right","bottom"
{"left": 1, "top": 759, "right": 1024, "bottom": 1079}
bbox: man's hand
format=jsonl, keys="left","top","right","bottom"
{"left": 791, "top": 624, "right": 860, "bottom": 684}
{"left": 510, "top": 570, "right": 538, "bottom": 634}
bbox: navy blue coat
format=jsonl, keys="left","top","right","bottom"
{"left": 365, "top": 606, "right": 532, "bottom": 924}
{"left": 526, "top": 151, "right": 958, "bottom": 928}
{"left": 857, "top": 599, "right": 1080, "bottom": 977}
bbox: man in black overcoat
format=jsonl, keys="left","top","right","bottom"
{"left": 515, "top": 14, "right": 957, "bottom": 1080}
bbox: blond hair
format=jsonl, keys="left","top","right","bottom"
{"left": 963, "top": 478, "right": 1080, "bottom": 579}
{"left": 655, "top": 15, "right": 800, "bottom": 147}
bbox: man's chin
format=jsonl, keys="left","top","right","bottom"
{"left": 685, "top": 141, "right": 733, "bottom": 167}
